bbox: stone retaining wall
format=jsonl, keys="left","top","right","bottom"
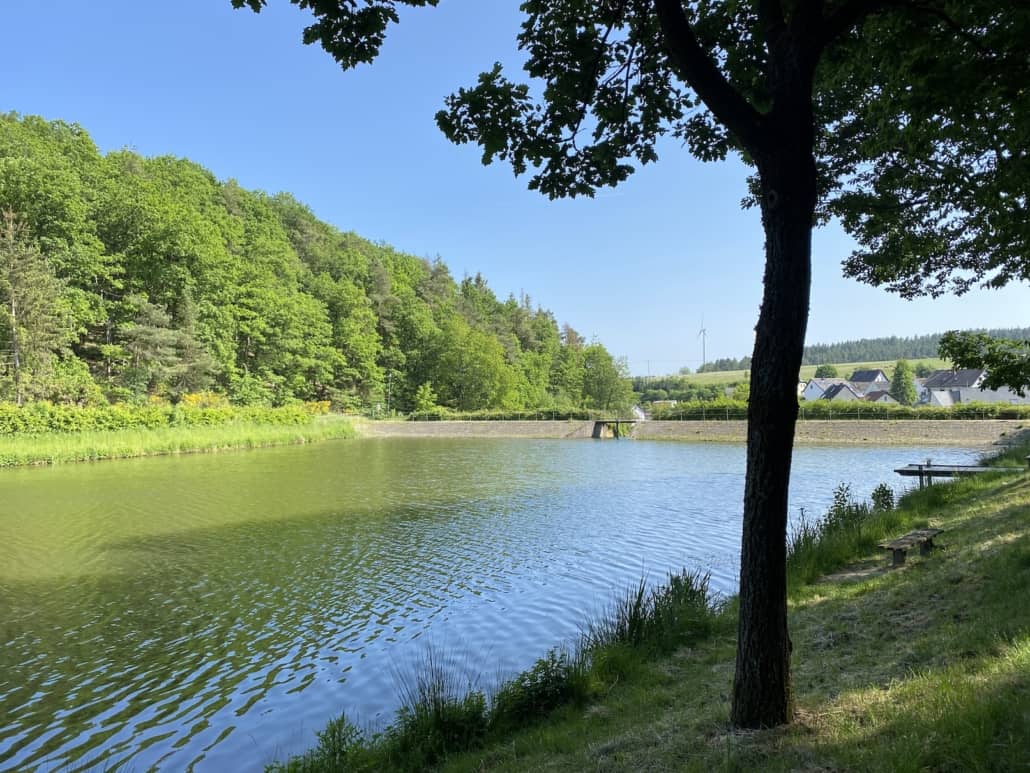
{"left": 353, "top": 419, "right": 596, "bottom": 439}
{"left": 354, "top": 418, "right": 1027, "bottom": 447}
{"left": 635, "top": 419, "right": 1025, "bottom": 446}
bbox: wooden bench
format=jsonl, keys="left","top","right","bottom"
{"left": 878, "top": 528, "right": 944, "bottom": 567}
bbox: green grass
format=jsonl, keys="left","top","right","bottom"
{"left": 266, "top": 571, "right": 722, "bottom": 772}
{"left": 0, "top": 414, "right": 355, "bottom": 466}
{"left": 433, "top": 447, "right": 1030, "bottom": 771}
{"left": 682, "top": 358, "right": 949, "bottom": 385}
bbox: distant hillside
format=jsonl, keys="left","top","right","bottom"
{"left": 693, "top": 328, "right": 1029, "bottom": 374}
{"left": 636, "top": 358, "right": 950, "bottom": 398}
{"left": 801, "top": 329, "right": 1030, "bottom": 365}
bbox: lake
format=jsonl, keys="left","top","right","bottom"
{"left": 0, "top": 437, "right": 985, "bottom": 771}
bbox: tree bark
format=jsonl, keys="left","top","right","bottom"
{"left": 730, "top": 130, "right": 817, "bottom": 726}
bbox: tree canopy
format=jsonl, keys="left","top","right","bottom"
{"left": 831, "top": 2, "right": 1030, "bottom": 298}
{"left": 236, "top": 0, "right": 1028, "bottom": 728}
{"left": 888, "top": 359, "right": 917, "bottom": 406}
{"left": 0, "top": 113, "right": 630, "bottom": 414}
{"left": 939, "top": 331, "right": 1030, "bottom": 397}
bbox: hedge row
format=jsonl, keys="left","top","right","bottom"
{"left": 0, "top": 402, "right": 327, "bottom": 436}
{"left": 405, "top": 408, "right": 600, "bottom": 422}
{"left": 649, "top": 400, "right": 1030, "bottom": 421}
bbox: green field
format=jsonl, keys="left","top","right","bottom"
{"left": 680, "top": 357, "right": 950, "bottom": 385}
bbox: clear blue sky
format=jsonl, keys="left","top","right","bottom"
{"left": 2, "top": 0, "right": 1027, "bottom": 375}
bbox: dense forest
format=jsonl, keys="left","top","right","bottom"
{"left": 688, "top": 329, "right": 1030, "bottom": 374}
{"left": 801, "top": 330, "right": 1030, "bottom": 365}
{"left": 0, "top": 113, "right": 633, "bottom": 413}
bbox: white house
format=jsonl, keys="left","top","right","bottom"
{"left": 801, "top": 377, "right": 849, "bottom": 401}
{"left": 922, "top": 369, "right": 1030, "bottom": 405}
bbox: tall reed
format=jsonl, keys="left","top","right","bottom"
{"left": 267, "top": 569, "right": 718, "bottom": 772}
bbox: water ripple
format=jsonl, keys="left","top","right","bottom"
{"left": 0, "top": 439, "right": 984, "bottom": 771}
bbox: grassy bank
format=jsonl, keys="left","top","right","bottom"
{"left": 0, "top": 414, "right": 355, "bottom": 467}
{"left": 272, "top": 440, "right": 1030, "bottom": 772}
{"left": 442, "top": 450, "right": 1029, "bottom": 771}
{"left": 268, "top": 570, "right": 724, "bottom": 772}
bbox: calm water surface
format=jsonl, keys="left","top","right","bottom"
{"left": 0, "top": 437, "right": 985, "bottom": 771}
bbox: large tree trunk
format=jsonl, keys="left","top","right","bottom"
{"left": 730, "top": 137, "right": 817, "bottom": 727}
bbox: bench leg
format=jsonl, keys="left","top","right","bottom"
{"left": 920, "top": 539, "right": 934, "bottom": 556}
{"left": 890, "top": 548, "right": 906, "bottom": 567}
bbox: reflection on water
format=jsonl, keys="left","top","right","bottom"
{"left": 0, "top": 438, "right": 984, "bottom": 771}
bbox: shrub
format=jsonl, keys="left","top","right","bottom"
{"left": 406, "top": 407, "right": 596, "bottom": 421}
{"left": 382, "top": 657, "right": 488, "bottom": 770}
{"left": 586, "top": 569, "right": 714, "bottom": 655}
{"left": 490, "top": 649, "right": 590, "bottom": 732}
{"left": 0, "top": 401, "right": 316, "bottom": 436}
{"left": 788, "top": 482, "right": 905, "bottom": 587}
{"left": 180, "top": 391, "right": 230, "bottom": 408}
{"left": 871, "top": 482, "right": 895, "bottom": 511}
{"left": 304, "top": 400, "right": 331, "bottom": 416}
{"left": 823, "top": 482, "right": 871, "bottom": 532}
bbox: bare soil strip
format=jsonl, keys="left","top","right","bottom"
{"left": 354, "top": 419, "right": 1027, "bottom": 447}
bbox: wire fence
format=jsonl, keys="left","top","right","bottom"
{"left": 377, "top": 404, "right": 1030, "bottom": 423}
{"left": 650, "top": 404, "right": 1030, "bottom": 421}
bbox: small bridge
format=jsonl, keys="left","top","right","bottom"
{"left": 592, "top": 419, "right": 637, "bottom": 439}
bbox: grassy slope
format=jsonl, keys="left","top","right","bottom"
{"left": 0, "top": 414, "right": 355, "bottom": 466}
{"left": 682, "top": 358, "right": 950, "bottom": 386}
{"left": 443, "top": 460, "right": 1029, "bottom": 771}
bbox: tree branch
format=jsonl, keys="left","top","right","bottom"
{"left": 903, "top": 1, "right": 996, "bottom": 57}
{"left": 652, "top": 0, "right": 767, "bottom": 153}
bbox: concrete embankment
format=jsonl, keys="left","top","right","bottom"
{"left": 352, "top": 419, "right": 597, "bottom": 439}
{"left": 637, "top": 419, "right": 1025, "bottom": 446}
{"left": 353, "top": 418, "right": 1027, "bottom": 447}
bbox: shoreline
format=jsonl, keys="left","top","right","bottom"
{"left": 1, "top": 417, "right": 1022, "bottom": 468}
{"left": 353, "top": 418, "right": 1027, "bottom": 447}
{"left": 0, "top": 416, "right": 355, "bottom": 468}
{"left": 270, "top": 439, "right": 1030, "bottom": 772}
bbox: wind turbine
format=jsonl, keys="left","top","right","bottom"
{"left": 698, "top": 316, "right": 708, "bottom": 371}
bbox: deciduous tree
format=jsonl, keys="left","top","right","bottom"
{"left": 889, "top": 359, "right": 917, "bottom": 406}
{"left": 582, "top": 342, "right": 633, "bottom": 413}
{"left": 236, "top": 0, "right": 1029, "bottom": 727}
{"left": 0, "top": 210, "right": 75, "bottom": 404}
{"left": 939, "top": 332, "right": 1030, "bottom": 397}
